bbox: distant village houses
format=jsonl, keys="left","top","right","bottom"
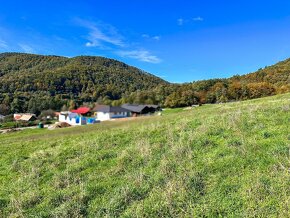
{"left": 9, "top": 104, "right": 161, "bottom": 128}
{"left": 58, "top": 104, "right": 161, "bottom": 126}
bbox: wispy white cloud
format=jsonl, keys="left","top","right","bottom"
{"left": 142, "top": 34, "right": 160, "bottom": 41}
{"left": 0, "top": 39, "right": 8, "bottom": 49}
{"left": 117, "top": 50, "right": 161, "bottom": 63}
{"left": 142, "top": 34, "right": 150, "bottom": 38}
{"left": 178, "top": 17, "right": 204, "bottom": 26}
{"left": 193, "top": 16, "right": 204, "bottom": 21}
{"left": 75, "top": 18, "right": 161, "bottom": 64}
{"left": 76, "top": 18, "right": 125, "bottom": 48}
{"left": 152, "top": 36, "right": 160, "bottom": 41}
{"left": 18, "top": 43, "right": 35, "bottom": 53}
{"left": 177, "top": 18, "right": 184, "bottom": 26}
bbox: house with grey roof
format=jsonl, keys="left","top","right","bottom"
{"left": 121, "top": 104, "right": 161, "bottom": 116}
{"left": 93, "top": 105, "right": 131, "bottom": 121}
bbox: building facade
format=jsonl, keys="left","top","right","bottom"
{"left": 93, "top": 105, "right": 131, "bottom": 121}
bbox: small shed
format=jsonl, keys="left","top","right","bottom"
{"left": 14, "top": 113, "right": 37, "bottom": 121}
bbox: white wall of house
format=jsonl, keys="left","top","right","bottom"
{"left": 95, "top": 111, "right": 129, "bottom": 121}
{"left": 59, "top": 113, "right": 87, "bottom": 126}
{"left": 96, "top": 112, "right": 111, "bottom": 121}
{"left": 59, "top": 114, "right": 67, "bottom": 123}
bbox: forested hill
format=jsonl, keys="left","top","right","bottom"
{"left": 0, "top": 52, "right": 167, "bottom": 94}
{"left": 0, "top": 52, "right": 289, "bottom": 115}
{"left": 161, "top": 59, "right": 290, "bottom": 107}
{"left": 230, "top": 58, "right": 290, "bottom": 86}
{"left": 0, "top": 53, "right": 167, "bottom": 114}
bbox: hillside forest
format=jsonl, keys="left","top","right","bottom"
{"left": 0, "top": 53, "right": 289, "bottom": 115}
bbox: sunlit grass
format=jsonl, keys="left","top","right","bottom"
{"left": 0, "top": 93, "right": 289, "bottom": 217}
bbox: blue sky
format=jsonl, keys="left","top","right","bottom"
{"left": 1, "top": 0, "right": 290, "bottom": 83}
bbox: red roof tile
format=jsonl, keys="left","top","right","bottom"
{"left": 71, "top": 107, "right": 90, "bottom": 114}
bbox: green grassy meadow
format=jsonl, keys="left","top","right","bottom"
{"left": 0, "top": 93, "right": 290, "bottom": 217}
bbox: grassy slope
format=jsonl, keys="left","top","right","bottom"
{"left": 0, "top": 93, "right": 289, "bottom": 217}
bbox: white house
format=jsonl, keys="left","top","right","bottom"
{"left": 58, "top": 112, "right": 87, "bottom": 126}
{"left": 93, "top": 105, "right": 131, "bottom": 121}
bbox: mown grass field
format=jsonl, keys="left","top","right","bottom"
{"left": 0, "top": 93, "right": 289, "bottom": 217}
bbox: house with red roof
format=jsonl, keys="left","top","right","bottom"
{"left": 70, "top": 107, "right": 91, "bottom": 115}
{"left": 58, "top": 107, "right": 96, "bottom": 126}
